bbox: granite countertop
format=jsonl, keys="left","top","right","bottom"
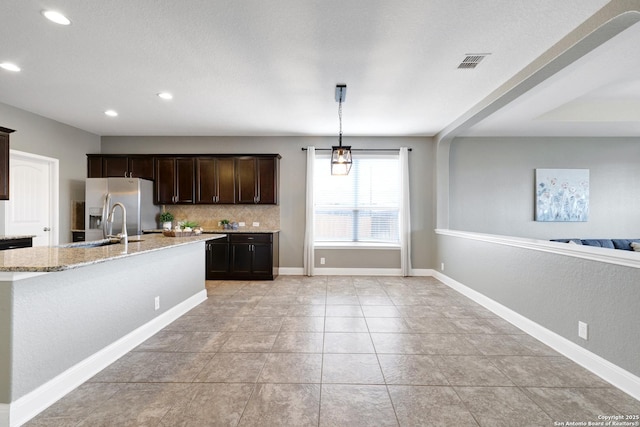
{"left": 0, "top": 235, "right": 36, "bottom": 241}
{"left": 0, "top": 233, "right": 222, "bottom": 273}
{"left": 143, "top": 228, "right": 280, "bottom": 234}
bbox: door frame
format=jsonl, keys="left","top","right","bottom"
{"left": 5, "top": 150, "right": 59, "bottom": 246}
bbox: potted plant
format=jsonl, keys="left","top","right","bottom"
{"left": 220, "top": 219, "right": 230, "bottom": 230}
{"left": 159, "top": 211, "right": 174, "bottom": 230}
{"left": 181, "top": 220, "right": 199, "bottom": 231}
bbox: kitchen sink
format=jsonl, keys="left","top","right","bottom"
{"left": 60, "top": 238, "right": 143, "bottom": 248}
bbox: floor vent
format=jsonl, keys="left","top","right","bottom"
{"left": 458, "top": 54, "right": 490, "bottom": 69}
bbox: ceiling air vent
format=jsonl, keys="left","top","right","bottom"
{"left": 457, "top": 54, "right": 490, "bottom": 69}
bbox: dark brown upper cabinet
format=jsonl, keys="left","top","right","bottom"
{"left": 87, "top": 155, "right": 154, "bottom": 180}
{"left": 196, "top": 157, "right": 235, "bottom": 204}
{"left": 128, "top": 156, "right": 154, "bottom": 180}
{"left": 235, "top": 156, "right": 278, "bottom": 204}
{"left": 154, "top": 157, "right": 195, "bottom": 204}
{"left": 88, "top": 154, "right": 279, "bottom": 205}
{"left": 0, "top": 127, "right": 15, "bottom": 200}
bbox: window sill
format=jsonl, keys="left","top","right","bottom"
{"left": 314, "top": 242, "right": 400, "bottom": 250}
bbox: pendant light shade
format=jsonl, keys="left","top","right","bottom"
{"left": 331, "top": 84, "right": 352, "bottom": 175}
{"left": 331, "top": 144, "right": 352, "bottom": 175}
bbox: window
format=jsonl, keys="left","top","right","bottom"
{"left": 314, "top": 153, "right": 400, "bottom": 245}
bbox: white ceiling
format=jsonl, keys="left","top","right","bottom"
{"left": 0, "top": 0, "right": 616, "bottom": 137}
{"left": 463, "top": 18, "right": 640, "bottom": 137}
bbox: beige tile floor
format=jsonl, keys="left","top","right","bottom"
{"left": 28, "top": 276, "right": 640, "bottom": 426}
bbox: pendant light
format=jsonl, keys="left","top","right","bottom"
{"left": 331, "top": 84, "right": 352, "bottom": 175}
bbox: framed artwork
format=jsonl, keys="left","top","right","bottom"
{"left": 535, "top": 168, "right": 589, "bottom": 222}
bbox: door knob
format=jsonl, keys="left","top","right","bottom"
{"left": 43, "top": 227, "right": 51, "bottom": 231}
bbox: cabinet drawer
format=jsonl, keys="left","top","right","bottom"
{"left": 229, "top": 233, "right": 272, "bottom": 244}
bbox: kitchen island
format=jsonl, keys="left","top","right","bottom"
{"left": 0, "top": 233, "right": 222, "bottom": 427}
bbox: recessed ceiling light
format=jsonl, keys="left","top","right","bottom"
{"left": 157, "top": 92, "right": 173, "bottom": 100}
{"left": 104, "top": 110, "right": 118, "bottom": 117}
{"left": 42, "top": 10, "right": 71, "bottom": 25}
{"left": 0, "top": 62, "right": 21, "bottom": 72}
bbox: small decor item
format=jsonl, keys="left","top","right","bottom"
{"left": 221, "top": 219, "right": 230, "bottom": 230}
{"left": 536, "top": 169, "right": 589, "bottom": 222}
{"left": 159, "top": 211, "right": 174, "bottom": 230}
{"left": 181, "top": 220, "right": 199, "bottom": 231}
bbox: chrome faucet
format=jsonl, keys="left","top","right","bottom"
{"left": 106, "top": 202, "right": 127, "bottom": 244}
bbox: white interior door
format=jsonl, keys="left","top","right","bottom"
{"left": 4, "top": 150, "right": 59, "bottom": 246}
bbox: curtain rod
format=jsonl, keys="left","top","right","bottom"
{"left": 301, "top": 148, "right": 411, "bottom": 152}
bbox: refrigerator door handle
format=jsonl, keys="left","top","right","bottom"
{"left": 102, "top": 193, "right": 111, "bottom": 238}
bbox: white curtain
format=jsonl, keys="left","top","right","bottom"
{"left": 303, "top": 146, "right": 315, "bottom": 276}
{"left": 399, "top": 147, "right": 412, "bottom": 276}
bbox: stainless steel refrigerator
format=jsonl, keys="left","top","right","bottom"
{"left": 85, "top": 178, "right": 159, "bottom": 241}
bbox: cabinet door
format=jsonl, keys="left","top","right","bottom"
{"left": 0, "top": 132, "right": 10, "bottom": 200}
{"left": 257, "top": 157, "right": 278, "bottom": 204}
{"left": 251, "top": 243, "right": 273, "bottom": 275}
{"left": 102, "top": 156, "right": 129, "bottom": 177}
{"left": 196, "top": 157, "right": 235, "bottom": 204}
{"left": 128, "top": 157, "right": 154, "bottom": 180}
{"left": 206, "top": 240, "right": 230, "bottom": 278}
{"left": 154, "top": 157, "right": 176, "bottom": 204}
{"left": 196, "top": 157, "right": 217, "bottom": 204}
{"left": 87, "top": 156, "right": 103, "bottom": 178}
{"left": 217, "top": 158, "right": 236, "bottom": 203}
{"left": 175, "top": 157, "right": 195, "bottom": 203}
{"left": 235, "top": 157, "right": 257, "bottom": 203}
{"left": 230, "top": 243, "right": 253, "bottom": 275}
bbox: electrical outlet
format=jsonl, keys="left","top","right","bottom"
{"left": 154, "top": 296, "right": 160, "bottom": 311}
{"left": 252, "top": 222, "right": 260, "bottom": 227}
{"left": 239, "top": 222, "right": 246, "bottom": 227}
{"left": 441, "top": 262, "right": 445, "bottom": 271}
{"left": 320, "top": 257, "right": 326, "bottom": 265}
{"left": 578, "top": 321, "right": 588, "bottom": 340}
{"left": 217, "top": 221, "right": 221, "bottom": 226}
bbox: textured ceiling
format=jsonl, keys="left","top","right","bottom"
{"left": 0, "top": 0, "right": 613, "bottom": 136}
{"left": 463, "top": 19, "right": 640, "bottom": 137}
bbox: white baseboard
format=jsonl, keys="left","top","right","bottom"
{"left": 432, "top": 271, "right": 640, "bottom": 401}
{"left": 314, "top": 267, "right": 402, "bottom": 276}
{"left": 5, "top": 290, "right": 207, "bottom": 427}
{"left": 411, "top": 268, "right": 433, "bottom": 277}
{"left": 279, "top": 267, "right": 433, "bottom": 277}
{"left": 278, "top": 267, "right": 304, "bottom": 275}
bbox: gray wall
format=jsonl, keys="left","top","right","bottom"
{"left": 2, "top": 241, "right": 205, "bottom": 403}
{"left": 442, "top": 135, "right": 640, "bottom": 381}
{"left": 0, "top": 102, "right": 100, "bottom": 243}
{"left": 437, "top": 233, "right": 640, "bottom": 378}
{"left": 449, "top": 137, "right": 640, "bottom": 239}
{"left": 102, "top": 136, "right": 437, "bottom": 270}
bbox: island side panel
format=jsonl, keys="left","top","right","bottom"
{"left": 9, "top": 241, "right": 205, "bottom": 402}
{"left": 0, "top": 283, "right": 11, "bottom": 405}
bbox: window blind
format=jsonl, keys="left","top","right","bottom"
{"left": 314, "top": 153, "right": 400, "bottom": 243}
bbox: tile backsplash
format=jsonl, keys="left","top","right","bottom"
{"left": 164, "top": 205, "right": 280, "bottom": 230}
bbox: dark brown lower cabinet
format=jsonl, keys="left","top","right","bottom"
{"left": 206, "top": 233, "right": 279, "bottom": 280}
{"left": 205, "top": 235, "right": 230, "bottom": 278}
{"left": 0, "top": 237, "right": 33, "bottom": 250}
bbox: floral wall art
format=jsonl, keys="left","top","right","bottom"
{"left": 535, "top": 168, "right": 589, "bottom": 222}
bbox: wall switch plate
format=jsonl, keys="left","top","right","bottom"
{"left": 154, "top": 296, "right": 160, "bottom": 311}
{"left": 238, "top": 222, "right": 245, "bottom": 227}
{"left": 578, "top": 321, "right": 588, "bottom": 340}
{"left": 252, "top": 222, "right": 260, "bottom": 227}
{"left": 441, "top": 262, "right": 445, "bottom": 271}
{"left": 320, "top": 257, "right": 326, "bottom": 265}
